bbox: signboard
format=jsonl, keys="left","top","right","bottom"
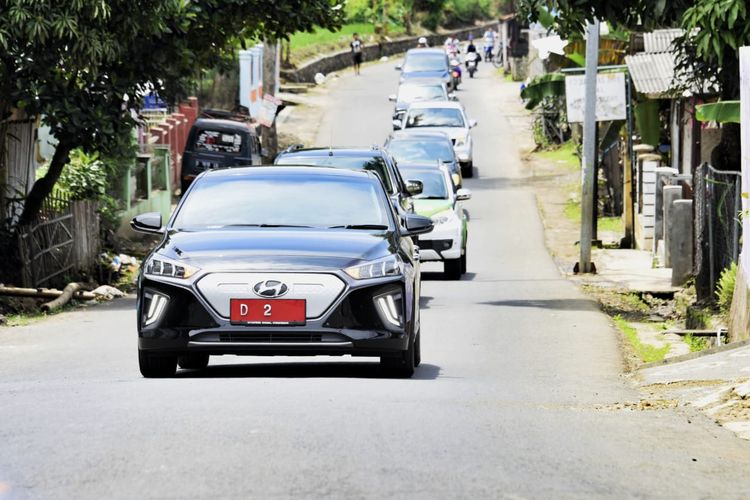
{"left": 565, "top": 72, "right": 627, "bottom": 123}
{"left": 258, "top": 94, "right": 282, "bottom": 128}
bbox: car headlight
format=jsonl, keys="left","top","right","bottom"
{"left": 430, "top": 210, "right": 454, "bottom": 225}
{"left": 344, "top": 255, "right": 403, "bottom": 280}
{"left": 455, "top": 135, "right": 469, "bottom": 147}
{"left": 144, "top": 255, "right": 200, "bottom": 279}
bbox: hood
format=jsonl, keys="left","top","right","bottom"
{"left": 413, "top": 199, "right": 453, "bottom": 217}
{"left": 401, "top": 71, "right": 449, "bottom": 81}
{"left": 154, "top": 228, "right": 395, "bottom": 271}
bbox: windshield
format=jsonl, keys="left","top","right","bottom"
{"left": 387, "top": 139, "right": 454, "bottom": 163}
{"left": 401, "top": 170, "right": 449, "bottom": 200}
{"left": 173, "top": 177, "right": 390, "bottom": 230}
{"left": 405, "top": 108, "right": 465, "bottom": 128}
{"left": 397, "top": 84, "right": 446, "bottom": 103}
{"left": 403, "top": 54, "right": 448, "bottom": 73}
{"left": 275, "top": 155, "right": 393, "bottom": 192}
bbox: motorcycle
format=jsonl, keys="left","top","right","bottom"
{"left": 465, "top": 52, "right": 479, "bottom": 78}
{"left": 450, "top": 59, "right": 462, "bottom": 90}
{"left": 483, "top": 43, "right": 493, "bottom": 62}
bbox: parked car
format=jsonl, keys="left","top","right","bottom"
{"left": 131, "top": 167, "right": 433, "bottom": 378}
{"left": 399, "top": 164, "right": 471, "bottom": 279}
{"left": 394, "top": 101, "right": 477, "bottom": 178}
{"left": 396, "top": 48, "right": 453, "bottom": 91}
{"left": 384, "top": 130, "right": 463, "bottom": 188}
{"left": 180, "top": 111, "right": 262, "bottom": 194}
{"left": 388, "top": 79, "right": 455, "bottom": 122}
{"left": 274, "top": 146, "right": 420, "bottom": 215}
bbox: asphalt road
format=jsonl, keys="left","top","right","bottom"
{"left": 2, "top": 60, "right": 750, "bottom": 499}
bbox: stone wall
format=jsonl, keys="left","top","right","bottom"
{"left": 281, "top": 22, "right": 500, "bottom": 84}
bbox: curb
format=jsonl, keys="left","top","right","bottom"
{"left": 638, "top": 337, "right": 750, "bottom": 370}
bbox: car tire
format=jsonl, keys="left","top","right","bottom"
{"left": 139, "top": 350, "right": 177, "bottom": 378}
{"left": 461, "top": 161, "right": 473, "bottom": 178}
{"left": 444, "top": 258, "right": 462, "bottom": 280}
{"left": 461, "top": 251, "right": 467, "bottom": 274}
{"left": 178, "top": 353, "right": 210, "bottom": 370}
{"left": 380, "top": 334, "right": 416, "bottom": 378}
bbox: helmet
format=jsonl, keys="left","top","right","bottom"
{"left": 418, "top": 37, "right": 427, "bottom": 45}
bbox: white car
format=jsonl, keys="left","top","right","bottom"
{"left": 398, "top": 164, "right": 471, "bottom": 279}
{"left": 394, "top": 101, "right": 477, "bottom": 178}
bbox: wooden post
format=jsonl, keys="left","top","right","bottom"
{"left": 741, "top": 47, "right": 750, "bottom": 275}
{"left": 262, "top": 39, "right": 280, "bottom": 161}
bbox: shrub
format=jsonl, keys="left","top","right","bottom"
{"left": 716, "top": 262, "right": 738, "bottom": 316}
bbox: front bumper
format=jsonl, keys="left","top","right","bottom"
{"left": 416, "top": 222, "right": 462, "bottom": 261}
{"left": 137, "top": 271, "right": 413, "bottom": 357}
{"left": 454, "top": 144, "right": 472, "bottom": 163}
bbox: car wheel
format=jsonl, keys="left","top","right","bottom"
{"left": 380, "top": 334, "right": 415, "bottom": 378}
{"left": 461, "top": 161, "right": 473, "bottom": 178}
{"left": 444, "top": 258, "right": 462, "bottom": 280}
{"left": 139, "top": 350, "right": 177, "bottom": 378}
{"left": 461, "top": 250, "right": 467, "bottom": 274}
{"left": 178, "top": 353, "right": 210, "bottom": 370}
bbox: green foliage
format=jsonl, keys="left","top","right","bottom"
{"left": 613, "top": 315, "right": 671, "bottom": 363}
{"left": 716, "top": 262, "right": 738, "bottom": 316}
{"left": 684, "top": 334, "right": 709, "bottom": 352}
{"left": 521, "top": 73, "right": 566, "bottom": 110}
{"left": 443, "top": 0, "right": 497, "bottom": 27}
{"left": 696, "top": 101, "right": 741, "bottom": 124}
{"left": 56, "top": 150, "right": 107, "bottom": 201}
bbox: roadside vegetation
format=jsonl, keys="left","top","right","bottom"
{"left": 613, "top": 315, "right": 670, "bottom": 363}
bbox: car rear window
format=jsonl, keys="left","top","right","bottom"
{"left": 194, "top": 129, "right": 243, "bottom": 154}
{"left": 275, "top": 155, "right": 394, "bottom": 193}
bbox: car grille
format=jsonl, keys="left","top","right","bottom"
{"left": 217, "top": 332, "right": 346, "bottom": 343}
{"left": 418, "top": 239, "right": 453, "bottom": 251}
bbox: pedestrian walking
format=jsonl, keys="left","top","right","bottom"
{"left": 351, "top": 33, "right": 364, "bottom": 75}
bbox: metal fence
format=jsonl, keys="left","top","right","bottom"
{"left": 693, "top": 163, "right": 743, "bottom": 300}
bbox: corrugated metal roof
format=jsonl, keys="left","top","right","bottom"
{"left": 643, "top": 29, "right": 683, "bottom": 53}
{"left": 625, "top": 52, "right": 676, "bottom": 97}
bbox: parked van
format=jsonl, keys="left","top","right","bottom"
{"left": 180, "top": 110, "right": 262, "bottom": 193}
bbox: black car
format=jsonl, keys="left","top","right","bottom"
{"left": 180, "top": 114, "right": 262, "bottom": 193}
{"left": 274, "top": 146, "right": 419, "bottom": 215}
{"left": 131, "top": 167, "right": 433, "bottom": 378}
{"left": 384, "top": 131, "right": 463, "bottom": 188}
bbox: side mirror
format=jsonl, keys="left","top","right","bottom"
{"left": 456, "top": 188, "right": 472, "bottom": 201}
{"left": 392, "top": 119, "right": 403, "bottom": 130}
{"left": 402, "top": 214, "right": 434, "bottom": 236}
{"left": 395, "top": 63, "right": 403, "bottom": 71}
{"left": 406, "top": 179, "right": 423, "bottom": 196}
{"left": 130, "top": 212, "right": 164, "bottom": 235}
{"left": 448, "top": 92, "right": 458, "bottom": 101}
{"left": 469, "top": 118, "right": 478, "bottom": 128}
{"left": 388, "top": 94, "right": 397, "bottom": 102}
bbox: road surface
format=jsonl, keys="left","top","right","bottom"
{"left": 2, "top": 60, "right": 750, "bottom": 499}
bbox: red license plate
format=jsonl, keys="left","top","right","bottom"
{"left": 230, "top": 299, "right": 306, "bottom": 325}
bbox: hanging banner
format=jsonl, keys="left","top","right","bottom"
{"left": 565, "top": 72, "right": 627, "bottom": 123}
{"left": 258, "top": 94, "right": 283, "bottom": 128}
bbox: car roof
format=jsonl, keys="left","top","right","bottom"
{"left": 202, "top": 165, "right": 378, "bottom": 182}
{"left": 406, "top": 48, "right": 446, "bottom": 56}
{"left": 192, "top": 118, "right": 254, "bottom": 132}
{"left": 389, "top": 130, "right": 451, "bottom": 140}
{"left": 406, "top": 101, "right": 464, "bottom": 110}
{"left": 277, "top": 147, "right": 387, "bottom": 158}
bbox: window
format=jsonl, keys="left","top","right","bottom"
{"left": 194, "top": 130, "right": 243, "bottom": 154}
{"left": 403, "top": 54, "right": 448, "bottom": 73}
{"left": 387, "top": 140, "right": 455, "bottom": 163}
{"left": 400, "top": 170, "right": 449, "bottom": 200}
{"left": 405, "top": 108, "right": 465, "bottom": 128}
{"left": 275, "top": 155, "right": 394, "bottom": 193}
{"left": 173, "top": 177, "right": 390, "bottom": 230}
{"left": 397, "top": 85, "right": 446, "bottom": 103}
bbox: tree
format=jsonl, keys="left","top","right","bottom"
{"left": 517, "top": 0, "right": 750, "bottom": 170}
{"left": 0, "top": 0, "right": 344, "bottom": 225}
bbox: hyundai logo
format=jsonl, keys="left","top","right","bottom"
{"left": 253, "top": 280, "right": 289, "bottom": 298}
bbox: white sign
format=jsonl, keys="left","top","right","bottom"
{"left": 258, "top": 94, "right": 282, "bottom": 128}
{"left": 565, "top": 72, "right": 627, "bottom": 123}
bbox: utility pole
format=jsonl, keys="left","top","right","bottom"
{"left": 578, "top": 19, "right": 600, "bottom": 274}
{"left": 261, "top": 38, "right": 280, "bottom": 160}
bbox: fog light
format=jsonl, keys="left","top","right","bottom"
{"left": 374, "top": 291, "right": 403, "bottom": 331}
{"left": 144, "top": 291, "right": 169, "bottom": 327}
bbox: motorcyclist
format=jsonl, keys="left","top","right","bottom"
{"left": 417, "top": 36, "right": 429, "bottom": 48}
{"left": 465, "top": 35, "right": 479, "bottom": 70}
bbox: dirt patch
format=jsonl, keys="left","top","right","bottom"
{"left": 594, "top": 399, "right": 680, "bottom": 411}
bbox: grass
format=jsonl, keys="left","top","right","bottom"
{"left": 3, "top": 312, "right": 48, "bottom": 327}
{"left": 536, "top": 141, "right": 579, "bottom": 170}
{"left": 288, "top": 22, "right": 406, "bottom": 64}
{"left": 598, "top": 216, "right": 624, "bottom": 233}
{"left": 684, "top": 334, "right": 710, "bottom": 353}
{"left": 613, "top": 315, "right": 670, "bottom": 363}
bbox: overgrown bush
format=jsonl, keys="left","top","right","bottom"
{"left": 443, "top": 0, "right": 496, "bottom": 28}
{"left": 716, "top": 261, "right": 738, "bottom": 316}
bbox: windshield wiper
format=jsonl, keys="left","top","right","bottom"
{"left": 415, "top": 196, "right": 448, "bottom": 200}
{"left": 328, "top": 224, "right": 389, "bottom": 230}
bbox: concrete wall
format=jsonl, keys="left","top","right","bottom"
{"left": 281, "top": 22, "right": 499, "bottom": 83}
